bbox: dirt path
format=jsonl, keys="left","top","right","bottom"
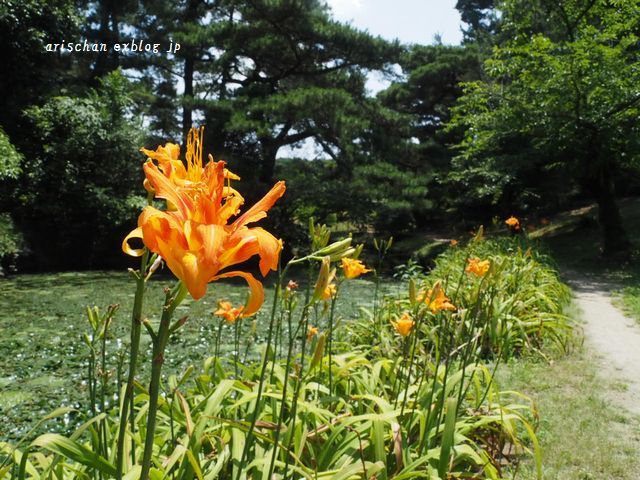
{"left": 569, "top": 276, "right": 640, "bottom": 415}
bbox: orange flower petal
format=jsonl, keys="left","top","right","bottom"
{"left": 143, "top": 161, "right": 194, "bottom": 219}
{"left": 218, "top": 194, "right": 245, "bottom": 223}
{"left": 218, "top": 232, "right": 259, "bottom": 269}
{"left": 122, "top": 227, "right": 145, "bottom": 257}
{"left": 250, "top": 227, "right": 282, "bottom": 276}
{"left": 212, "top": 271, "right": 264, "bottom": 317}
{"left": 232, "top": 181, "right": 286, "bottom": 229}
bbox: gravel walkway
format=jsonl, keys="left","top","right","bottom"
{"left": 570, "top": 277, "right": 640, "bottom": 415}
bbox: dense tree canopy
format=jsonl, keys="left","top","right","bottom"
{"left": 16, "top": 72, "right": 144, "bottom": 268}
{"left": 0, "top": 0, "right": 638, "bottom": 269}
{"left": 449, "top": 0, "right": 640, "bottom": 254}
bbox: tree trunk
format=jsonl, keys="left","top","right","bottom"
{"left": 260, "top": 142, "right": 279, "bottom": 184}
{"left": 182, "top": 0, "right": 199, "bottom": 140}
{"left": 91, "top": 1, "right": 113, "bottom": 82}
{"left": 592, "top": 164, "right": 630, "bottom": 257}
{"left": 182, "top": 54, "right": 194, "bottom": 139}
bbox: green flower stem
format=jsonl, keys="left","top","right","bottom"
{"left": 99, "top": 317, "right": 110, "bottom": 460}
{"left": 418, "top": 313, "right": 447, "bottom": 457}
{"left": 140, "top": 282, "right": 187, "bottom": 480}
{"left": 236, "top": 264, "right": 289, "bottom": 480}
{"left": 234, "top": 319, "right": 240, "bottom": 378}
{"left": 266, "top": 305, "right": 296, "bottom": 479}
{"left": 399, "top": 318, "right": 421, "bottom": 418}
{"left": 116, "top": 249, "right": 149, "bottom": 480}
{"left": 453, "top": 275, "right": 490, "bottom": 413}
{"left": 282, "top": 295, "right": 313, "bottom": 479}
{"left": 215, "top": 317, "right": 223, "bottom": 359}
{"left": 236, "top": 285, "right": 280, "bottom": 477}
{"left": 327, "top": 290, "right": 338, "bottom": 395}
{"left": 393, "top": 335, "right": 410, "bottom": 410}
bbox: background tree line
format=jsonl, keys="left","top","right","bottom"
{"left": 0, "top": 0, "right": 638, "bottom": 272}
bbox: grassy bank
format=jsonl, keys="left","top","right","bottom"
{"left": 498, "top": 347, "right": 640, "bottom": 479}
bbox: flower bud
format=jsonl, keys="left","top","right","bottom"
{"left": 312, "top": 256, "right": 335, "bottom": 302}
{"left": 147, "top": 254, "right": 163, "bottom": 278}
{"left": 309, "top": 218, "right": 331, "bottom": 251}
{"left": 314, "top": 237, "right": 352, "bottom": 257}
{"left": 329, "top": 247, "right": 356, "bottom": 262}
{"left": 409, "top": 278, "right": 417, "bottom": 305}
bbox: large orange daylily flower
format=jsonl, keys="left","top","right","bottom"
{"left": 123, "top": 127, "right": 285, "bottom": 315}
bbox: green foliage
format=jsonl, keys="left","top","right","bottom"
{"left": 0, "top": 232, "right": 555, "bottom": 479}
{"left": 455, "top": 0, "right": 499, "bottom": 43}
{"left": 0, "top": 214, "right": 24, "bottom": 275}
{"left": 620, "top": 286, "right": 640, "bottom": 324}
{"left": 0, "top": 131, "right": 24, "bottom": 273}
{"left": 448, "top": 0, "right": 640, "bottom": 252}
{"left": 19, "top": 71, "right": 144, "bottom": 268}
{"left": 0, "top": 0, "right": 80, "bottom": 132}
{"left": 277, "top": 159, "right": 432, "bottom": 239}
{"left": 0, "top": 348, "right": 540, "bottom": 479}
{"left": 432, "top": 236, "right": 571, "bottom": 357}
{"left": 208, "top": 0, "right": 400, "bottom": 182}
{"left": 379, "top": 44, "right": 483, "bottom": 220}
{"left": 0, "top": 129, "right": 22, "bottom": 181}
{"left": 357, "top": 235, "right": 572, "bottom": 361}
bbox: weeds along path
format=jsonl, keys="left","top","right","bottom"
{"left": 569, "top": 275, "right": 640, "bottom": 415}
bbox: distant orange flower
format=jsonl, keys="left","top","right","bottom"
{"left": 341, "top": 257, "right": 371, "bottom": 279}
{"left": 123, "top": 127, "right": 285, "bottom": 315}
{"left": 307, "top": 325, "right": 319, "bottom": 340}
{"left": 450, "top": 239, "right": 459, "bottom": 247}
{"left": 321, "top": 283, "right": 337, "bottom": 301}
{"left": 286, "top": 280, "right": 299, "bottom": 291}
{"left": 391, "top": 312, "right": 415, "bottom": 337}
{"left": 214, "top": 301, "right": 243, "bottom": 324}
{"left": 420, "top": 282, "right": 456, "bottom": 313}
{"left": 505, "top": 216, "right": 520, "bottom": 230}
{"left": 466, "top": 258, "right": 490, "bottom": 277}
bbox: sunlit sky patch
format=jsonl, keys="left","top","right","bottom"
{"left": 325, "top": 0, "right": 463, "bottom": 46}
{"left": 281, "top": 1, "right": 463, "bottom": 159}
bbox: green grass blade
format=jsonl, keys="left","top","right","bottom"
{"left": 30, "top": 433, "right": 117, "bottom": 476}
{"left": 438, "top": 397, "right": 458, "bottom": 479}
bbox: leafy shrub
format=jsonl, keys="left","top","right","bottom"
{"left": 0, "top": 214, "right": 24, "bottom": 275}
{"left": 276, "top": 159, "right": 433, "bottom": 239}
{"left": 0, "top": 128, "right": 22, "bottom": 181}
{"left": 18, "top": 70, "right": 144, "bottom": 269}
{"left": 430, "top": 236, "right": 571, "bottom": 357}
{"left": 0, "top": 348, "right": 540, "bottom": 479}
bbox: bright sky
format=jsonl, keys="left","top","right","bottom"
{"left": 326, "top": 0, "right": 463, "bottom": 45}
{"left": 282, "top": 1, "right": 464, "bottom": 159}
